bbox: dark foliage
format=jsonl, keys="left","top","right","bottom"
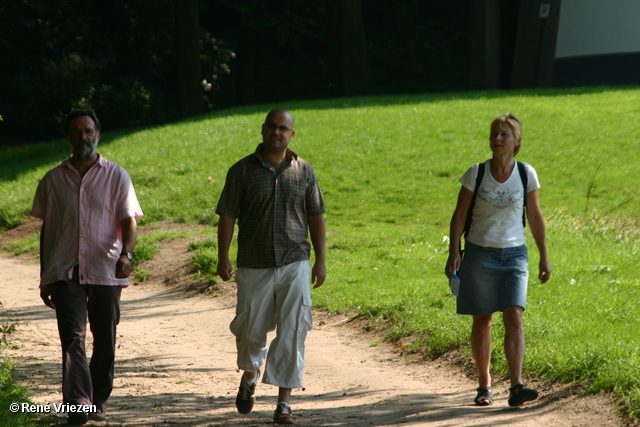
{"left": 0, "top": 0, "right": 472, "bottom": 143}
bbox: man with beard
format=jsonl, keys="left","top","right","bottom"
{"left": 32, "top": 108, "right": 143, "bottom": 425}
{"left": 216, "top": 109, "right": 326, "bottom": 425}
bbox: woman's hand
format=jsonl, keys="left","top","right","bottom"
{"left": 539, "top": 258, "right": 551, "bottom": 284}
{"left": 445, "top": 252, "right": 461, "bottom": 279}
{"left": 445, "top": 187, "right": 473, "bottom": 279}
{"left": 526, "top": 190, "right": 551, "bottom": 284}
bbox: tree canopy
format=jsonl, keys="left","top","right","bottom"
{"left": 0, "top": 0, "right": 473, "bottom": 143}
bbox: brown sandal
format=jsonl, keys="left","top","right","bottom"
{"left": 474, "top": 387, "right": 493, "bottom": 406}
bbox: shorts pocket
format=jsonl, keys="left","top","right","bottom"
{"left": 299, "top": 294, "right": 313, "bottom": 332}
{"left": 229, "top": 309, "right": 246, "bottom": 337}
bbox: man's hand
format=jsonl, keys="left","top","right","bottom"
{"left": 311, "top": 260, "right": 326, "bottom": 289}
{"left": 116, "top": 256, "right": 133, "bottom": 279}
{"left": 217, "top": 215, "right": 236, "bottom": 282}
{"left": 118, "top": 216, "right": 137, "bottom": 279}
{"left": 217, "top": 257, "right": 234, "bottom": 282}
{"left": 40, "top": 288, "right": 55, "bottom": 309}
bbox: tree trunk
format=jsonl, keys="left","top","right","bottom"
{"left": 174, "top": 0, "right": 205, "bottom": 117}
{"left": 235, "top": 28, "right": 257, "bottom": 105}
{"left": 328, "top": 0, "right": 372, "bottom": 97}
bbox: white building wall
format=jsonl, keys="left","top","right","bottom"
{"left": 556, "top": 0, "right": 640, "bottom": 58}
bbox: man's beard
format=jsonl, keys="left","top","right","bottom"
{"left": 74, "top": 143, "right": 97, "bottom": 161}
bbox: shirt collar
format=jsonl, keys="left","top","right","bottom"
{"left": 59, "top": 153, "right": 105, "bottom": 170}
{"left": 253, "top": 143, "right": 298, "bottom": 167}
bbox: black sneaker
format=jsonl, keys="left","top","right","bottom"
{"left": 508, "top": 383, "right": 539, "bottom": 407}
{"left": 88, "top": 409, "right": 106, "bottom": 422}
{"left": 67, "top": 411, "right": 89, "bottom": 425}
{"left": 235, "top": 371, "right": 260, "bottom": 415}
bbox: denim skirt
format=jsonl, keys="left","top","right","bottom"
{"left": 457, "top": 241, "right": 529, "bottom": 315}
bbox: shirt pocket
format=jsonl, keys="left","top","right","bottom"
{"left": 281, "top": 177, "right": 307, "bottom": 205}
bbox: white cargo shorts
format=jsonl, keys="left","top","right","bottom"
{"left": 230, "top": 260, "right": 313, "bottom": 389}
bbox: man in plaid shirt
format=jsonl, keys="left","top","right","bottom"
{"left": 216, "top": 109, "right": 326, "bottom": 425}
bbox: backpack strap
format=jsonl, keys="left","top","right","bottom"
{"left": 460, "top": 161, "right": 528, "bottom": 260}
{"left": 517, "top": 161, "right": 528, "bottom": 227}
{"left": 464, "top": 160, "right": 528, "bottom": 238}
{"left": 463, "top": 162, "right": 485, "bottom": 238}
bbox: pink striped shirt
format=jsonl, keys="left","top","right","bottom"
{"left": 31, "top": 154, "right": 143, "bottom": 287}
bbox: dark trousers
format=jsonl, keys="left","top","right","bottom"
{"left": 51, "top": 277, "right": 121, "bottom": 410}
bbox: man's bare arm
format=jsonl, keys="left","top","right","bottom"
{"left": 308, "top": 214, "right": 326, "bottom": 288}
{"left": 116, "top": 216, "right": 137, "bottom": 279}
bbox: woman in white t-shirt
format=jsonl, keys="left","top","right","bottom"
{"left": 444, "top": 113, "right": 551, "bottom": 407}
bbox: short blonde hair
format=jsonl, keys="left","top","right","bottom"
{"left": 490, "top": 112, "right": 522, "bottom": 156}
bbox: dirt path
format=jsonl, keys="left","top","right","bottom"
{"left": 0, "top": 225, "right": 628, "bottom": 426}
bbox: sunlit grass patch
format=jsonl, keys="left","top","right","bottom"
{"left": 133, "top": 269, "right": 152, "bottom": 282}
{"left": 2, "top": 232, "right": 39, "bottom": 256}
{"left": 189, "top": 238, "right": 218, "bottom": 285}
{"left": 131, "top": 231, "right": 190, "bottom": 285}
{"left": 0, "top": 320, "right": 36, "bottom": 427}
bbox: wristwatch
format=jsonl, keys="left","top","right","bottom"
{"left": 120, "top": 252, "right": 133, "bottom": 261}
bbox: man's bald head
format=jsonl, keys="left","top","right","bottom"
{"left": 265, "top": 109, "right": 294, "bottom": 127}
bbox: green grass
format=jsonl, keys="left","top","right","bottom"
{"left": 2, "top": 86, "right": 640, "bottom": 419}
{"left": 133, "top": 268, "right": 152, "bottom": 282}
{"left": 133, "top": 231, "right": 186, "bottom": 265}
{"left": 0, "top": 363, "right": 36, "bottom": 426}
{"left": 130, "top": 230, "right": 190, "bottom": 282}
{"left": 189, "top": 238, "right": 219, "bottom": 286}
{"left": 0, "top": 320, "right": 36, "bottom": 427}
{"left": 2, "top": 232, "right": 39, "bottom": 256}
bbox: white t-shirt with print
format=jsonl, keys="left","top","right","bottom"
{"left": 460, "top": 160, "right": 540, "bottom": 248}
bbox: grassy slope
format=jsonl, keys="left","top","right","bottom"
{"left": 1, "top": 87, "right": 639, "bottom": 418}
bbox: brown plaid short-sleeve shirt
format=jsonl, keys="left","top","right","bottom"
{"left": 216, "top": 144, "right": 326, "bottom": 269}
